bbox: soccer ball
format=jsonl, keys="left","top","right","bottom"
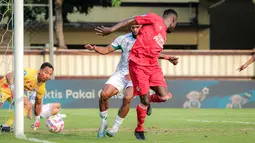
{"left": 46, "top": 115, "right": 64, "bottom": 133}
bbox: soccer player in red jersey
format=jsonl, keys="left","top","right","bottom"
{"left": 95, "top": 9, "right": 178, "bottom": 140}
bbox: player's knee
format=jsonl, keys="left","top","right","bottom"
{"left": 56, "top": 102, "right": 61, "bottom": 108}
{"left": 141, "top": 98, "right": 150, "bottom": 106}
{"left": 100, "top": 91, "right": 111, "bottom": 101}
{"left": 123, "top": 96, "right": 133, "bottom": 106}
{"left": 25, "top": 101, "right": 33, "bottom": 110}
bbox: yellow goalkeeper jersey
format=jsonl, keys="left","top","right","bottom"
{"left": 0, "top": 68, "right": 46, "bottom": 102}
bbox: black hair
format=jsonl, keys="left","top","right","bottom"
{"left": 40, "top": 62, "right": 54, "bottom": 71}
{"left": 163, "top": 9, "right": 178, "bottom": 18}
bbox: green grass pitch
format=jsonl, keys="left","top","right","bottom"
{"left": 1, "top": 108, "right": 255, "bottom": 143}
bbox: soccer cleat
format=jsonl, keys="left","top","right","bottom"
{"left": 146, "top": 104, "right": 152, "bottom": 116}
{"left": 97, "top": 124, "right": 108, "bottom": 138}
{"left": 0, "top": 125, "right": 12, "bottom": 133}
{"left": 106, "top": 129, "right": 116, "bottom": 137}
{"left": 134, "top": 130, "right": 146, "bottom": 140}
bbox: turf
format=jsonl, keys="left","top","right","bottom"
{"left": 1, "top": 108, "right": 255, "bottom": 143}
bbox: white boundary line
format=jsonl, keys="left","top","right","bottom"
{"left": 26, "top": 138, "right": 56, "bottom": 143}
{"left": 186, "top": 119, "right": 255, "bottom": 125}
{"left": 16, "top": 136, "right": 56, "bottom": 143}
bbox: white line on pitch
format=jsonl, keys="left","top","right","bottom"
{"left": 186, "top": 119, "right": 255, "bottom": 125}
{"left": 26, "top": 138, "right": 56, "bottom": 143}
{"left": 16, "top": 136, "right": 56, "bottom": 143}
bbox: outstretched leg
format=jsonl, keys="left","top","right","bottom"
{"left": 98, "top": 84, "right": 119, "bottom": 138}
{"left": 150, "top": 86, "right": 172, "bottom": 102}
{"left": 1, "top": 96, "right": 32, "bottom": 132}
{"left": 106, "top": 86, "right": 134, "bottom": 137}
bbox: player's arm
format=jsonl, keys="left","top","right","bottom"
{"left": 5, "top": 72, "right": 15, "bottom": 92}
{"left": 237, "top": 55, "right": 255, "bottom": 72}
{"left": 84, "top": 44, "right": 115, "bottom": 55}
{"left": 95, "top": 13, "right": 154, "bottom": 36}
{"left": 6, "top": 69, "right": 29, "bottom": 91}
{"left": 34, "top": 88, "right": 44, "bottom": 117}
{"left": 31, "top": 95, "right": 42, "bottom": 130}
{"left": 32, "top": 95, "right": 42, "bottom": 130}
{"left": 34, "top": 96, "right": 42, "bottom": 117}
{"left": 86, "top": 35, "right": 125, "bottom": 54}
{"left": 95, "top": 18, "right": 137, "bottom": 36}
{"left": 32, "top": 87, "right": 45, "bottom": 130}
{"left": 158, "top": 54, "right": 179, "bottom": 65}
{"left": 5, "top": 72, "right": 13, "bottom": 85}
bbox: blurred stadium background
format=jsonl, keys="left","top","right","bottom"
{"left": 0, "top": 0, "right": 255, "bottom": 142}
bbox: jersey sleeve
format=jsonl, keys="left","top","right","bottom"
{"left": 134, "top": 13, "right": 156, "bottom": 25}
{"left": 29, "top": 92, "right": 36, "bottom": 105}
{"left": 111, "top": 35, "right": 125, "bottom": 51}
{"left": 36, "top": 83, "right": 46, "bottom": 101}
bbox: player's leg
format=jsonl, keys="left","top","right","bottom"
{"left": 1, "top": 96, "right": 32, "bottom": 132}
{"left": 106, "top": 85, "right": 134, "bottom": 137}
{"left": 98, "top": 83, "right": 119, "bottom": 137}
{"left": 50, "top": 102, "right": 60, "bottom": 115}
{"left": 134, "top": 93, "right": 150, "bottom": 140}
{"left": 150, "top": 86, "right": 172, "bottom": 102}
{"left": 0, "top": 93, "right": 11, "bottom": 132}
{"left": 129, "top": 61, "right": 150, "bottom": 140}
{"left": 118, "top": 86, "right": 134, "bottom": 118}
{"left": 149, "top": 66, "right": 172, "bottom": 103}
{"left": 40, "top": 103, "right": 63, "bottom": 119}
{"left": 49, "top": 102, "right": 66, "bottom": 118}
{"left": 0, "top": 93, "right": 7, "bottom": 109}
{"left": 99, "top": 84, "right": 119, "bottom": 112}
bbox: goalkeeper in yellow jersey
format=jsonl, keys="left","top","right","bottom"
{"left": 0, "top": 62, "right": 54, "bottom": 132}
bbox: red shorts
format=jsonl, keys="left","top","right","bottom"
{"left": 129, "top": 60, "right": 167, "bottom": 96}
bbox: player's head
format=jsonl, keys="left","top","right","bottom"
{"left": 130, "top": 25, "right": 142, "bottom": 38}
{"left": 38, "top": 62, "right": 54, "bottom": 82}
{"left": 162, "top": 9, "right": 178, "bottom": 33}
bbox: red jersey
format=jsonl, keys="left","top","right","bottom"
{"left": 129, "top": 13, "right": 167, "bottom": 66}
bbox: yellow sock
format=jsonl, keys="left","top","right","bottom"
{"left": 5, "top": 115, "right": 14, "bottom": 126}
{"left": 5, "top": 109, "right": 29, "bottom": 126}
{"left": 24, "top": 108, "right": 28, "bottom": 117}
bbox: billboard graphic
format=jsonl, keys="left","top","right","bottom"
{"left": 2, "top": 80, "right": 255, "bottom": 108}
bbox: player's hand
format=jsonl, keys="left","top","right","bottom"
{"left": 168, "top": 56, "right": 179, "bottom": 65}
{"left": 237, "top": 64, "right": 248, "bottom": 72}
{"left": 31, "top": 121, "right": 40, "bottom": 131}
{"left": 84, "top": 44, "right": 95, "bottom": 51}
{"left": 95, "top": 25, "right": 112, "bottom": 36}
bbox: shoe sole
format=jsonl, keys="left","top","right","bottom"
{"left": 134, "top": 131, "right": 146, "bottom": 140}
{"left": 106, "top": 130, "right": 115, "bottom": 137}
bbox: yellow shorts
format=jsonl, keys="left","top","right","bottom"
{"left": 0, "top": 76, "right": 28, "bottom": 104}
{"left": 0, "top": 93, "right": 12, "bottom": 103}
{"left": 0, "top": 91, "right": 28, "bottom": 104}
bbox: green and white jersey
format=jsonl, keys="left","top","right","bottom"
{"left": 111, "top": 33, "right": 136, "bottom": 75}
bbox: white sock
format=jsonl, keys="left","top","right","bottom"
{"left": 111, "top": 115, "right": 124, "bottom": 133}
{"left": 99, "top": 110, "right": 108, "bottom": 132}
{"left": 2, "top": 124, "right": 9, "bottom": 127}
